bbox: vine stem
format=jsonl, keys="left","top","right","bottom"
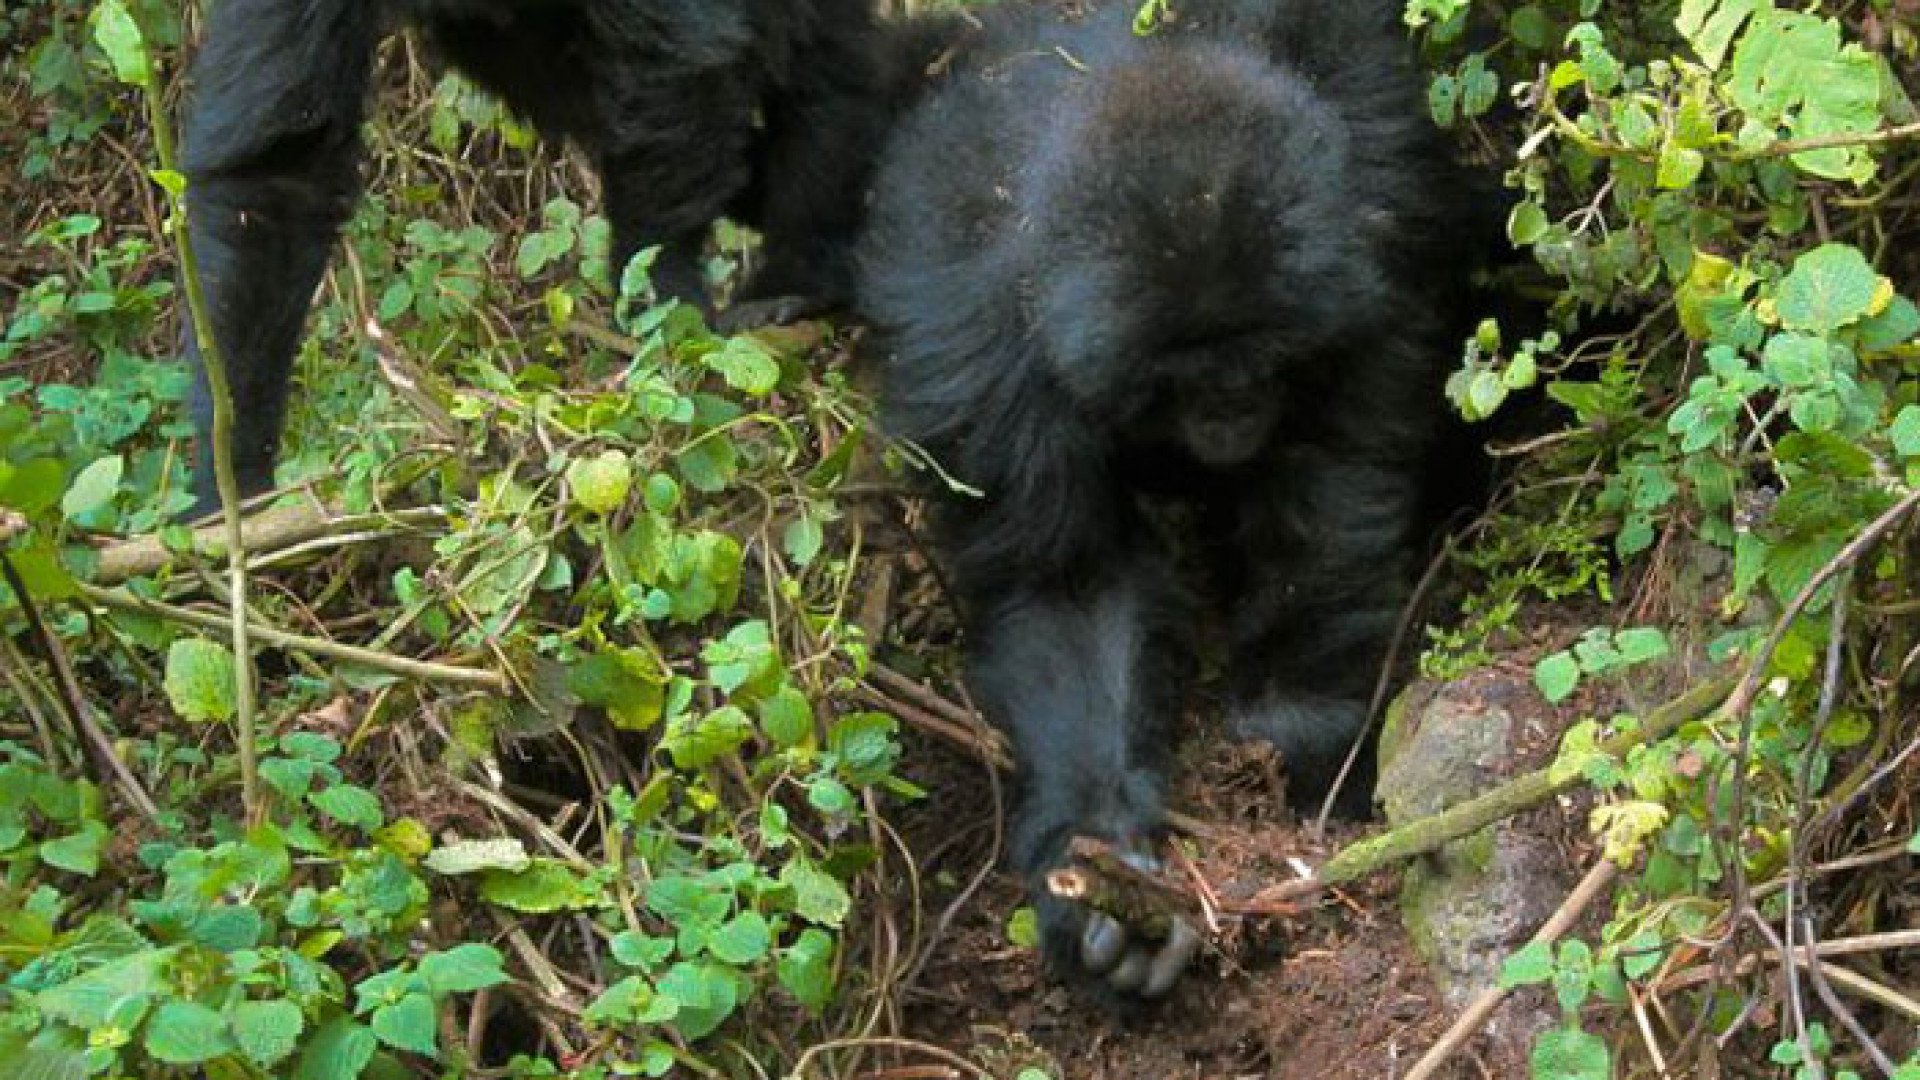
{"left": 124, "top": 6, "right": 260, "bottom": 823}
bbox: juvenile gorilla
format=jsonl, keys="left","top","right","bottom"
{"left": 858, "top": 0, "right": 1487, "bottom": 1002}
{"left": 180, "top": 0, "right": 890, "bottom": 516}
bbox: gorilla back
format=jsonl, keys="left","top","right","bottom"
{"left": 180, "top": 0, "right": 886, "bottom": 515}
{"left": 858, "top": 0, "right": 1487, "bottom": 1004}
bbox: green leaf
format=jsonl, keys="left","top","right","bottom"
{"left": 478, "top": 858, "right": 598, "bottom": 913}
{"left": 61, "top": 454, "right": 122, "bottom": 520}
{"left": 1656, "top": 143, "right": 1705, "bottom": 189}
{"left": 1613, "top": 627, "right": 1670, "bottom": 665}
{"left": 662, "top": 705, "right": 755, "bottom": 769}
{"left": 89, "top": 0, "right": 151, "bottom": 88}
{"left": 707, "top": 911, "right": 772, "bottom": 965}
{"left": 776, "top": 928, "right": 836, "bottom": 1011}
{"left": 39, "top": 820, "right": 107, "bottom": 875}
{"left": 758, "top": 685, "right": 814, "bottom": 748}
{"left": 1534, "top": 652, "right": 1581, "bottom": 704}
{"left": 1531, "top": 1025, "right": 1610, "bottom": 1080}
{"left": 1508, "top": 201, "right": 1549, "bottom": 245}
{"left": 1552, "top": 940, "right": 1595, "bottom": 1011}
{"left": 308, "top": 784, "right": 385, "bottom": 832}
{"left": 704, "top": 336, "right": 781, "bottom": 396}
{"left": 424, "top": 838, "right": 531, "bottom": 876}
{"left": 656, "top": 961, "right": 740, "bottom": 1040}
{"left": 827, "top": 712, "right": 901, "bottom": 784}
{"left": 36, "top": 948, "right": 172, "bottom": 1028}
{"left": 567, "top": 450, "right": 633, "bottom": 515}
{"left": 165, "top": 638, "right": 238, "bottom": 723}
{"left": 1728, "top": 11, "right": 1883, "bottom": 180}
{"left": 418, "top": 944, "right": 509, "bottom": 995}
{"left": 568, "top": 648, "right": 667, "bottom": 731}
{"left": 293, "top": 1016, "right": 377, "bottom": 1080}
{"left": 780, "top": 858, "right": 852, "bottom": 928}
{"left": 1006, "top": 907, "right": 1040, "bottom": 949}
{"left": 1890, "top": 406, "right": 1920, "bottom": 458}
{"left": 370, "top": 992, "right": 439, "bottom": 1057}
{"left": 231, "top": 999, "right": 305, "bottom": 1067}
{"left": 1499, "top": 940, "right": 1555, "bottom": 988}
{"left": 1676, "top": 0, "right": 1761, "bottom": 70}
{"left": 144, "top": 1001, "right": 233, "bottom": 1065}
{"left": 782, "top": 513, "right": 825, "bottom": 567}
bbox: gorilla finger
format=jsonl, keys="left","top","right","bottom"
{"left": 1106, "top": 949, "right": 1151, "bottom": 993}
{"left": 1080, "top": 912, "right": 1128, "bottom": 973}
{"left": 1116, "top": 847, "right": 1161, "bottom": 874}
{"left": 1140, "top": 919, "right": 1204, "bottom": 999}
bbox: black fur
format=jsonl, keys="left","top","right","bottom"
{"left": 179, "top": 0, "right": 896, "bottom": 515}
{"left": 857, "top": 0, "right": 1489, "bottom": 1002}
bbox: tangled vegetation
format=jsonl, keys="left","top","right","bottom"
{"left": 0, "top": 1, "right": 1916, "bottom": 1078}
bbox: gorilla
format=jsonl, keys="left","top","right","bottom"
{"left": 179, "top": 0, "right": 897, "bottom": 517}
{"left": 857, "top": 0, "right": 1492, "bottom": 1003}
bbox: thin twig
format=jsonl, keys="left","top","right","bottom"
{"left": 79, "top": 581, "right": 509, "bottom": 691}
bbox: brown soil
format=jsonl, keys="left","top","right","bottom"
{"left": 888, "top": 726, "right": 1558, "bottom": 1080}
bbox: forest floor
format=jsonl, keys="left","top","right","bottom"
{"left": 882, "top": 646, "right": 1590, "bottom": 1080}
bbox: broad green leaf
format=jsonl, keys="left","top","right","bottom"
{"left": 61, "top": 455, "right": 122, "bottom": 520}
{"left": 758, "top": 685, "right": 814, "bottom": 748}
{"left": 1613, "top": 627, "right": 1670, "bottom": 664}
{"left": 1676, "top": 0, "right": 1761, "bottom": 70}
{"left": 776, "top": 928, "right": 836, "bottom": 1010}
{"left": 231, "top": 999, "right": 305, "bottom": 1067}
{"left": 1508, "top": 201, "right": 1548, "bottom": 245}
{"left": 39, "top": 820, "right": 107, "bottom": 875}
{"left": 478, "top": 858, "right": 598, "bottom": 913}
{"left": 780, "top": 858, "right": 851, "bottom": 928}
{"left": 1499, "top": 941, "right": 1555, "bottom": 987}
{"left": 370, "top": 992, "right": 438, "bottom": 1057}
{"left": 662, "top": 705, "right": 755, "bottom": 769}
{"left": 783, "top": 512, "right": 825, "bottom": 567}
{"left": 1656, "top": 144, "right": 1704, "bottom": 189}
{"left": 1534, "top": 651, "right": 1581, "bottom": 704}
{"left": 1531, "top": 1025, "right": 1610, "bottom": 1080}
{"left": 144, "top": 1001, "right": 232, "bottom": 1065}
{"left": 293, "top": 1016, "right": 377, "bottom": 1080}
{"left": 424, "top": 838, "right": 531, "bottom": 876}
{"left": 568, "top": 450, "right": 632, "bottom": 515}
{"left": 1889, "top": 405, "right": 1920, "bottom": 458}
{"left": 704, "top": 336, "right": 781, "bottom": 396}
{"left": 164, "top": 638, "right": 238, "bottom": 724}
{"left": 568, "top": 648, "right": 666, "bottom": 731}
{"left": 309, "top": 784, "right": 385, "bottom": 832}
{"left": 707, "top": 911, "right": 772, "bottom": 965}
{"left": 1729, "top": 12, "right": 1883, "bottom": 180}
{"left": 36, "top": 948, "right": 173, "bottom": 1028}
{"left": 419, "top": 944, "right": 509, "bottom": 995}
{"left": 655, "top": 961, "right": 740, "bottom": 1040}
{"left": 89, "top": 0, "right": 151, "bottom": 87}
{"left": 1777, "top": 245, "right": 1882, "bottom": 332}
{"left": 1006, "top": 907, "right": 1040, "bottom": 949}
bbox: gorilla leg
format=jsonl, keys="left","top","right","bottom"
{"left": 967, "top": 564, "right": 1202, "bottom": 1000}
{"left": 725, "top": 3, "right": 892, "bottom": 325}
{"left": 180, "top": 0, "right": 382, "bottom": 517}
{"left": 1227, "top": 452, "right": 1424, "bottom": 817}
